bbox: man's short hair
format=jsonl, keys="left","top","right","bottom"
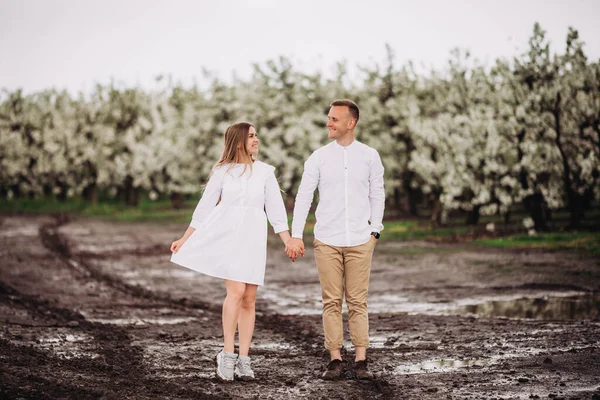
{"left": 330, "top": 99, "right": 359, "bottom": 122}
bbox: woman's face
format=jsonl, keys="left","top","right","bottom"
{"left": 245, "top": 126, "right": 259, "bottom": 155}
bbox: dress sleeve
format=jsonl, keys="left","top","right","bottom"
{"left": 189, "top": 168, "right": 223, "bottom": 230}
{"left": 264, "top": 168, "right": 289, "bottom": 234}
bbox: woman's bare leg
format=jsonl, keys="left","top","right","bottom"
{"left": 222, "top": 280, "right": 246, "bottom": 353}
{"left": 237, "top": 284, "right": 258, "bottom": 357}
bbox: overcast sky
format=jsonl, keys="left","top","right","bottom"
{"left": 1, "top": 0, "right": 599, "bottom": 94}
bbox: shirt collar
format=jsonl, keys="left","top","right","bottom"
{"left": 332, "top": 139, "right": 357, "bottom": 149}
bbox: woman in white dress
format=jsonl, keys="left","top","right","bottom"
{"left": 170, "top": 122, "right": 292, "bottom": 381}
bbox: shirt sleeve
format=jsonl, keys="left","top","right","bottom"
{"left": 291, "top": 153, "right": 319, "bottom": 239}
{"left": 369, "top": 149, "right": 385, "bottom": 233}
{"left": 264, "top": 169, "right": 289, "bottom": 234}
{"left": 189, "top": 168, "right": 223, "bottom": 230}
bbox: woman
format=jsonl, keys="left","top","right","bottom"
{"left": 170, "top": 122, "right": 291, "bottom": 381}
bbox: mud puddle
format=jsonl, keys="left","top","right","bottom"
{"left": 393, "top": 344, "right": 594, "bottom": 375}
{"left": 454, "top": 293, "right": 600, "bottom": 321}
{"left": 84, "top": 316, "right": 199, "bottom": 326}
{"left": 262, "top": 287, "right": 597, "bottom": 322}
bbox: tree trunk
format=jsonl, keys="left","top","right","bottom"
{"left": 56, "top": 180, "right": 69, "bottom": 202}
{"left": 553, "top": 93, "right": 579, "bottom": 228}
{"left": 82, "top": 162, "right": 98, "bottom": 204}
{"left": 83, "top": 184, "right": 98, "bottom": 204}
{"left": 402, "top": 170, "right": 419, "bottom": 217}
{"left": 503, "top": 211, "right": 511, "bottom": 225}
{"left": 430, "top": 194, "right": 443, "bottom": 227}
{"left": 393, "top": 187, "right": 401, "bottom": 216}
{"left": 43, "top": 184, "right": 53, "bottom": 197}
{"left": 123, "top": 176, "right": 140, "bottom": 207}
{"left": 408, "top": 189, "right": 419, "bottom": 217}
{"left": 523, "top": 194, "right": 548, "bottom": 231}
{"left": 465, "top": 205, "right": 481, "bottom": 225}
{"left": 127, "top": 188, "right": 139, "bottom": 207}
{"left": 285, "top": 174, "right": 300, "bottom": 213}
{"left": 170, "top": 192, "right": 184, "bottom": 209}
{"left": 517, "top": 127, "right": 548, "bottom": 231}
{"left": 12, "top": 183, "right": 22, "bottom": 198}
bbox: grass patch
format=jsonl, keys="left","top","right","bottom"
{"left": 380, "top": 220, "right": 472, "bottom": 241}
{"left": 0, "top": 197, "right": 195, "bottom": 223}
{"left": 377, "top": 244, "right": 468, "bottom": 256}
{"left": 294, "top": 218, "right": 473, "bottom": 241}
{"left": 477, "top": 232, "right": 600, "bottom": 256}
{"left": 2, "top": 198, "right": 598, "bottom": 256}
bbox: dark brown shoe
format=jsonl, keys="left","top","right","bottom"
{"left": 321, "top": 359, "right": 344, "bottom": 380}
{"left": 353, "top": 360, "right": 374, "bottom": 380}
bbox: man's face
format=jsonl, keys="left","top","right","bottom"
{"left": 327, "top": 106, "right": 355, "bottom": 139}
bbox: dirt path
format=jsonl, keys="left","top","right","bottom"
{"left": 1, "top": 215, "right": 599, "bottom": 399}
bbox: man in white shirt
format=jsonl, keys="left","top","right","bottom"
{"left": 286, "top": 99, "right": 385, "bottom": 380}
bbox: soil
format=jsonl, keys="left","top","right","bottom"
{"left": 1, "top": 215, "right": 599, "bottom": 399}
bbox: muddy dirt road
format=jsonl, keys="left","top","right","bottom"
{"left": 1, "top": 215, "right": 599, "bottom": 399}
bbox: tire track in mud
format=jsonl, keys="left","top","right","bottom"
{"left": 0, "top": 281, "right": 146, "bottom": 396}
{"left": 38, "top": 215, "right": 220, "bottom": 314}
{"left": 0, "top": 338, "right": 106, "bottom": 400}
{"left": 40, "top": 217, "right": 330, "bottom": 350}
{"left": 0, "top": 216, "right": 221, "bottom": 397}
{"left": 0, "top": 282, "right": 225, "bottom": 400}
{"left": 36, "top": 216, "right": 395, "bottom": 396}
{"left": 1, "top": 280, "right": 87, "bottom": 327}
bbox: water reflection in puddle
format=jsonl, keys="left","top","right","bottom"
{"left": 86, "top": 316, "right": 197, "bottom": 326}
{"left": 252, "top": 342, "right": 293, "bottom": 351}
{"left": 394, "top": 344, "right": 592, "bottom": 375}
{"left": 262, "top": 288, "right": 598, "bottom": 321}
{"left": 396, "top": 357, "right": 493, "bottom": 374}
{"left": 454, "top": 294, "right": 600, "bottom": 321}
{"left": 38, "top": 333, "right": 89, "bottom": 343}
{"left": 35, "top": 333, "right": 99, "bottom": 359}
{"left": 0, "top": 227, "right": 39, "bottom": 238}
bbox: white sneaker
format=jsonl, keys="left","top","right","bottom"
{"left": 216, "top": 350, "right": 237, "bottom": 381}
{"left": 234, "top": 355, "right": 255, "bottom": 380}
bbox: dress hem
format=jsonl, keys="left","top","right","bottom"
{"left": 170, "top": 259, "right": 264, "bottom": 286}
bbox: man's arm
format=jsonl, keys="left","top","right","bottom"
{"left": 291, "top": 154, "right": 319, "bottom": 239}
{"left": 369, "top": 149, "right": 385, "bottom": 234}
{"left": 287, "top": 154, "right": 319, "bottom": 260}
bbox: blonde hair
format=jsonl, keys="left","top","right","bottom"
{"left": 214, "top": 122, "right": 254, "bottom": 175}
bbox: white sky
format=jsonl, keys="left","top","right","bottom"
{"left": 1, "top": 0, "right": 599, "bottom": 94}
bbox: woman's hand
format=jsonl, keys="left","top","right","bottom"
{"left": 286, "top": 238, "right": 305, "bottom": 262}
{"left": 171, "top": 227, "right": 196, "bottom": 253}
{"left": 170, "top": 238, "right": 186, "bottom": 253}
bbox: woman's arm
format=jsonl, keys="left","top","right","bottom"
{"left": 171, "top": 226, "right": 196, "bottom": 253}
{"left": 278, "top": 230, "right": 291, "bottom": 246}
{"left": 264, "top": 169, "right": 289, "bottom": 234}
{"left": 171, "top": 168, "right": 223, "bottom": 253}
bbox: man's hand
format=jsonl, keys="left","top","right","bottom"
{"left": 285, "top": 238, "right": 305, "bottom": 262}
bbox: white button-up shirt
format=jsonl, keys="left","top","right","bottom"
{"left": 292, "top": 140, "right": 385, "bottom": 247}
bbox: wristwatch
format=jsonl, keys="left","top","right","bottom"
{"left": 370, "top": 232, "right": 380, "bottom": 239}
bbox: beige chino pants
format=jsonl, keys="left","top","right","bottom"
{"left": 313, "top": 238, "right": 376, "bottom": 350}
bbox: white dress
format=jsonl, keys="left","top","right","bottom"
{"left": 170, "top": 161, "right": 288, "bottom": 286}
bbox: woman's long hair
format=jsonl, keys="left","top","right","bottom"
{"left": 214, "top": 122, "right": 254, "bottom": 175}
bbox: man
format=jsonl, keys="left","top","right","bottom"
{"left": 286, "top": 99, "right": 385, "bottom": 380}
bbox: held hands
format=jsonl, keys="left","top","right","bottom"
{"left": 285, "top": 238, "right": 305, "bottom": 262}
{"left": 170, "top": 237, "right": 186, "bottom": 253}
